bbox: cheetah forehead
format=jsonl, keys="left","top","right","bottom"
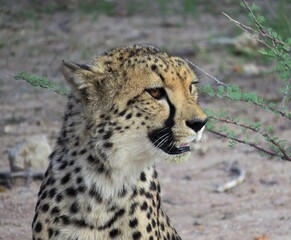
{"left": 62, "top": 44, "right": 199, "bottom": 112}
{"left": 91, "top": 44, "right": 197, "bottom": 87}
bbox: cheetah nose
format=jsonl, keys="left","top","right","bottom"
{"left": 186, "top": 118, "right": 208, "bottom": 133}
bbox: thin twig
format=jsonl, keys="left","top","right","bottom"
{"left": 208, "top": 129, "right": 289, "bottom": 161}
{"left": 241, "top": 0, "right": 288, "bottom": 47}
{"left": 222, "top": 12, "right": 274, "bottom": 51}
{"left": 185, "top": 59, "right": 229, "bottom": 87}
{"left": 203, "top": 86, "right": 291, "bottom": 120}
{"left": 222, "top": 7, "right": 290, "bottom": 110}
{"left": 210, "top": 116, "right": 290, "bottom": 161}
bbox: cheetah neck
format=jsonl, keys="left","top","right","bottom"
{"left": 51, "top": 97, "right": 160, "bottom": 200}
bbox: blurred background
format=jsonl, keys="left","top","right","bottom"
{"left": 0, "top": 0, "right": 290, "bottom": 239}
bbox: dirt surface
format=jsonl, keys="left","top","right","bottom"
{"left": 0, "top": 1, "right": 290, "bottom": 240}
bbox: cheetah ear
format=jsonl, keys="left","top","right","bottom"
{"left": 62, "top": 60, "right": 92, "bottom": 89}
{"left": 62, "top": 60, "right": 98, "bottom": 101}
{"left": 62, "top": 60, "right": 113, "bottom": 110}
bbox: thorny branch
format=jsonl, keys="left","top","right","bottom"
{"left": 208, "top": 129, "right": 290, "bottom": 161}
{"left": 210, "top": 116, "right": 291, "bottom": 161}
{"left": 221, "top": 12, "right": 290, "bottom": 69}
{"left": 241, "top": 0, "right": 288, "bottom": 48}
{"left": 191, "top": 2, "right": 291, "bottom": 160}
{"left": 223, "top": 0, "right": 290, "bottom": 109}
{"left": 221, "top": 12, "right": 274, "bottom": 53}
{"left": 220, "top": 91, "right": 291, "bottom": 120}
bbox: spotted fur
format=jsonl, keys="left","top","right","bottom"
{"left": 32, "top": 44, "right": 207, "bottom": 240}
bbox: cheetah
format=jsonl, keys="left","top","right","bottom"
{"left": 32, "top": 44, "right": 208, "bottom": 240}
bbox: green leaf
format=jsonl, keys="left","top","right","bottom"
{"left": 14, "top": 72, "right": 70, "bottom": 96}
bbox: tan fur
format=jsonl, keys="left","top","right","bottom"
{"left": 32, "top": 44, "right": 207, "bottom": 240}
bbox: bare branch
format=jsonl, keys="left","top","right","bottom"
{"left": 185, "top": 59, "right": 229, "bottom": 87}
{"left": 221, "top": 12, "right": 274, "bottom": 52}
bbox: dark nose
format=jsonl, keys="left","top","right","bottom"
{"left": 186, "top": 118, "right": 208, "bottom": 133}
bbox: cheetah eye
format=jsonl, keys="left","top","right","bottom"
{"left": 146, "top": 88, "right": 165, "bottom": 100}
{"left": 189, "top": 81, "right": 199, "bottom": 94}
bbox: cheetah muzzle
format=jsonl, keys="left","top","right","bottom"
{"left": 32, "top": 44, "right": 208, "bottom": 240}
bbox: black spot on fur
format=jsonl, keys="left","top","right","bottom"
{"left": 96, "top": 163, "right": 105, "bottom": 173}
{"left": 161, "top": 223, "right": 165, "bottom": 231}
{"left": 58, "top": 161, "right": 68, "bottom": 170}
{"left": 70, "top": 202, "right": 79, "bottom": 214}
{"left": 87, "top": 155, "right": 95, "bottom": 164}
{"left": 146, "top": 223, "right": 152, "bottom": 233}
{"left": 51, "top": 206, "right": 60, "bottom": 215}
{"left": 66, "top": 187, "right": 77, "bottom": 197}
{"left": 48, "top": 228, "right": 54, "bottom": 238}
{"left": 76, "top": 177, "right": 83, "bottom": 184}
{"left": 34, "top": 222, "right": 43, "bottom": 233}
{"left": 125, "top": 113, "right": 132, "bottom": 119}
{"left": 109, "top": 228, "right": 121, "bottom": 238}
{"left": 41, "top": 203, "right": 49, "bottom": 212}
{"left": 150, "top": 181, "right": 157, "bottom": 191}
{"left": 152, "top": 219, "right": 156, "bottom": 228}
{"left": 132, "top": 231, "right": 142, "bottom": 240}
{"left": 61, "top": 173, "right": 71, "bottom": 185}
{"left": 127, "top": 99, "right": 135, "bottom": 106}
{"left": 56, "top": 193, "right": 63, "bottom": 202}
{"left": 103, "top": 142, "right": 113, "bottom": 148}
{"left": 79, "top": 149, "right": 87, "bottom": 155}
{"left": 140, "top": 172, "right": 146, "bottom": 181}
{"left": 129, "top": 218, "right": 138, "bottom": 228}
{"left": 103, "top": 131, "right": 112, "bottom": 140}
{"left": 74, "top": 167, "right": 81, "bottom": 173}
{"left": 140, "top": 201, "right": 148, "bottom": 211}
{"left": 78, "top": 185, "right": 87, "bottom": 193}
{"left": 71, "top": 151, "right": 77, "bottom": 156}
{"left": 48, "top": 188, "right": 56, "bottom": 198}
{"left": 129, "top": 202, "right": 138, "bottom": 215}
{"left": 98, "top": 129, "right": 105, "bottom": 134}
{"left": 40, "top": 191, "right": 47, "bottom": 200}
{"left": 119, "top": 110, "right": 126, "bottom": 116}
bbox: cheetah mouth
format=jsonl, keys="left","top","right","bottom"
{"left": 148, "top": 129, "right": 191, "bottom": 155}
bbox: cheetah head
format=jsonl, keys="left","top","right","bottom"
{"left": 62, "top": 44, "right": 207, "bottom": 166}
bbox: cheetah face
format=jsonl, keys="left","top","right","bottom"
{"left": 62, "top": 44, "right": 207, "bottom": 163}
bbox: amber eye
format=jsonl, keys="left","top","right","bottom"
{"left": 146, "top": 88, "right": 165, "bottom": 100}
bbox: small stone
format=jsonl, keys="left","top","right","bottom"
{"left": 8, "top": 135, "right": 51, "bottom": 172}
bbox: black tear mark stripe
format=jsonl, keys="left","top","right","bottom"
{"left": 163, "top": 92, "right": 176, "bottom": 128}
{"left": 147, "top": 86, "right": 190, "bottom": 155}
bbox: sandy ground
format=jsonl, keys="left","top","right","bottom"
{"left": 0, "top": 1, "right": 290, "bottom": 240}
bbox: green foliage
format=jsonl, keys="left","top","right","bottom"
{"left": 200, "top": 1, "right": 290, "bottom": 161}
{"left": 241, "top": 2, "right": 290, "bottom": 105}
{"left": 14, "top": 72, "right": 69, "bottom": 96}
{"left": 182, "top": 0, "right": 197, "bottom": 16}
{"left": 78, "top": 1, "right": 116, "bottom": 15}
